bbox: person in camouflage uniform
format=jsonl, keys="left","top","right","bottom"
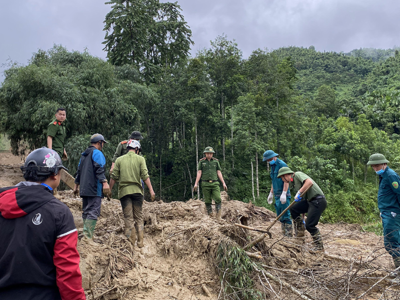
{"left": 194, "top": 147, "right": 228, "bottom": 219}
{"left": 110, "top": 131, "right": 143, "bottom": 173}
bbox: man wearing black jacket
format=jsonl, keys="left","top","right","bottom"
{"left": 0, "top": 147, "right": 86, "bottom": 300}
{"left": 74, "top": 134, "right": 111, "bottom": 239}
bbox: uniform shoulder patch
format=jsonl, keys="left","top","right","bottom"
{"left": 53, "top": 121, "right": 58, "bottom": 125}
{"left": 121, "top": 140, "right": 128, "bottom": 144}
{"left": 212, "top": 157, "right": 219, "bottom": 161}
{"left": 393, "top": 182, "right": 399, "bottom": 189}
{"left": 200, "top": 157, "right": 206, "bottom": 161}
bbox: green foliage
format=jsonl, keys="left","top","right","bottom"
{"left": 216, "top": 241, "right": 263, "bottom": 300}
{"left": 362, "top": 222, "right": 384, "bottom": 236}
{"left": 103, "top": 0, "right": 193, "bottom": 82}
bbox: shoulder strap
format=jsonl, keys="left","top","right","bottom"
{"left": 199, "top": 157, "right": 206, "bottom": 161}
{"left": 212, "top": 157, "right": 219, "bottom": 161}
{"left": 121, "top": 140, "right": 128, "bottom": 144}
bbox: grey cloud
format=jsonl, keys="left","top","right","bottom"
{"left": 1, "top": 0, "right": 400, "bottom": 81}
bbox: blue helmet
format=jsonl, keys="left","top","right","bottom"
{"left": 263, "top": 150, "right": 279, "bottom": 162}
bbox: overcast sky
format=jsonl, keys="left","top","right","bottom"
{"left": 1, "top": 0, "right": 399, "bottom": 79}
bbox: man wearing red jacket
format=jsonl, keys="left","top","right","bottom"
{"left": 0, "top": 147, "right": 86, "bottom": 300}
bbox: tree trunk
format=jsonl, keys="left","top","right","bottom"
{"left": 231, "top": 100, "right": 234, "bottom": 170}
{"left": 256, "top": 152, "right": 259, "bottom": 198}
{"left": 221, "top": 93, "right": 225, "bottom": 162}
{"left": 195, "top": 115, "right": 199, "bottom": 199}
{"left": 251, "top": 160, "right": 255, "bottom": 203}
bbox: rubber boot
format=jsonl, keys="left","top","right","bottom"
{"left": 83, "top": 219, "right": 97, "bottom": 239}
{"left": 311, "top": 230, "right": 324, "bottom": 252}
{"left": 138, "top": 225, "right": 144, "bottom": 248}
{"left": 205, "top": 203, "right": 213, "bottom": 217}
{"left": 294, "top": 218, "right": 305, "bottom": 238}
{"left": 216, "top": 203, "right": 222, "bottom": 220}
{"left": 281, "top": 223, "right": 293, "bottom": 237}
{"left": 126, "top": 227, "right": 136, "bottom": 246}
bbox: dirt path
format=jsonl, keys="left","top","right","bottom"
{"left": 0, "top": 151, "right": 399, "bottom": 299}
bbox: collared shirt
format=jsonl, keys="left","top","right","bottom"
{"left": 47, "top": 119, "right": 66, "bottom": 157}
{"left": 378, "top": 166, "right": 400, "bottom": 213}
{"left": 198, "top": 158, "right": 221, "bottom": 181}
{"left": 289, "top": 172, "right": 324, "bottom": 201}
{"left": 111, "top": 151, "right": 150, "bottom": 198}
{"left": 270, "top": 158, "right": 290, "bottom": 196}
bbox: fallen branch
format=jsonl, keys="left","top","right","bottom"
{"left": 201, "top": 284, "right": 212, "bottom": 297}
{"left": 187, "top": 280, "right": 215, "bottom": 286}
{"left": 356, "top": 266, "right": 400, "bottom": 299}
{"left": 262, "top": 270, "right": 314, "bottom": 300}
{"left": 246, "top": 251, "right": 263, "bottom": 259}
{"left": 235, "top": 223, "right": 269, "bottom": 233}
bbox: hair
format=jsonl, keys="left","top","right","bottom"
{"left": 23, "top": 163, "right": 52, "bottom": 182}
{"left": 56, "top": 108, "right": 66, "bottom": 113}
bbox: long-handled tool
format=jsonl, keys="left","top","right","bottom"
{"left": 244, "top": 186, "right": 311, "bottom": 250}
{"left": 59, "top": 168, "right": 76, "bottom": 189}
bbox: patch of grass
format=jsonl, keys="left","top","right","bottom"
{"left": 362, "top": 222, "right": 383, "bottom": 236}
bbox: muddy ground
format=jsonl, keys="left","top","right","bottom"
{"left": 1, "top": 152, "right": 399, "bottom": 299}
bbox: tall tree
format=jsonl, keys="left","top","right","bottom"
{"left": 103, "top": 0, "right": 193, "bottom": 82}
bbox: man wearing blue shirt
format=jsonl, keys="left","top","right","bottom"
{"left": 263, "top": 150, "right": 292, "bottom": 237}
{"left": 368, "top": 153, "right": 400, "bottom": 282}
{"left": 74, "top": 134, "right": 111, "bottom": 239}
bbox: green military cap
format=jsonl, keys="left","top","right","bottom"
{"left": 277, "top": 167, "right": 294, "bottom": 178}
{"left": 203, "top": 146, "right": 215, "bottom": 153}
{"left": 367, "top": 153, "right": 389, "bottom": 165}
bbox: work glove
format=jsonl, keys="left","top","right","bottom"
{"left": 103, "top": 188, "right": 112, "bottom": 199}
{"left": 295, "top": 191, "right": 302, "bottom": 202}
{"left": 267, "top": 192, "right": 274, "bottom": 205}
{"left": 280, "top": 191, "right": 287, "bottom": 205}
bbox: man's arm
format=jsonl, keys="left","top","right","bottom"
{"left": 194, "top": 170, "right": 202, "bottom": 189}
{"left": 283, "top": 182, "right": 289, "bottom": 192}
{"left": 47, "top": 136, "right": 53, "bottom": 149}
{"left": 217, "top": 170, "right": 228, "bottom": 191}
{"left": 144, "top": 178, "right": 155, "bottom": 201}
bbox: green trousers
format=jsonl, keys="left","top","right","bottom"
{"left": 202, "top": 182, "right": 221, "bottom": 204}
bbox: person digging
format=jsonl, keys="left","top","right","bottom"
{"left": 278, "top": 167, "right": 327, "bottom": 252}
{"left": 367, "top": 153, "right": 400, "bottom": 283}
{"left": 263, "top": 150, "right": 293, "bottom": 237}
{"left": 194, "top": 147, "right": 228, "bottom": 219}
{"left": 109, "top": 140, "right": 155, "bottom": 248}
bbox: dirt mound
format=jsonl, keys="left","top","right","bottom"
{"left": 0, "top": 151, "right": 24, "bottom": 187}
{"left": 52, "top": 191, "right": 400, "bottom": 300}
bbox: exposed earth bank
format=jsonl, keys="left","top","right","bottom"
{"left": 0, "top": 152, "right": 399, "bottom": 299}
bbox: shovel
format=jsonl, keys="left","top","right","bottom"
{"left": 244, "top": 185, "right": 311, "bottom": 250}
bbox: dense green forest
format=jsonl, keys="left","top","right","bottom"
{"left": 1, "top": 0, "right": 400, "bottom": 229}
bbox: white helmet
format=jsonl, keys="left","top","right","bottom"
{"left": 127, "top": 139, "right": 141, "bottom": 150}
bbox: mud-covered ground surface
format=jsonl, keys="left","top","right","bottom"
{"left": 1, "top": 152, "right": 399, "bottom": 299}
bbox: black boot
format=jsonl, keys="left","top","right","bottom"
{"left": 281, "top": 223, "right": 293, "bottom": 237}
{"left": 205, "top": 203, "right": 213, "bottom": 217}
{"left": 311, "top": 230, "right": 324, "bottom": 252}
{"left": 294, "top": 217, "right": 305, "bottom": 238}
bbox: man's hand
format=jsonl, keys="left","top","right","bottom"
{"left": 193, "top": 183, "right": 198, "bottom": 192}
{"left": 280, "top": 191, "right": 287, "bottom": 205}
{"left": 223, "top": 184, "right": 228, "bottom": 192}
{"left": 295, "top": 191, "right": 302, "bottom": 202}
{"left": 267, "top": 191, "right": 274, "bottom": 205}
{"left": 150, "top": 192, "right": 156, "bottom": 202}
{"left": 73, "top": 184, "right": 79, "bottom": 198}
{"left": 62, "top": 149, "right": 68, "bottom": 161}
{"left": 103, "top": 182, "right": 112, "bottom": 199}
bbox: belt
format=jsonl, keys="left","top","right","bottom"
{"left": 202, "top": 180, "right": 218, "bottom": 183}
{"left": 310, "top": 195, "right": 325, "bottom": 202}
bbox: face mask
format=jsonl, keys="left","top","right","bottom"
{"left": 269, "top": 160, "right": 276, "bottom": 165}
{"left": 376, "top": 169, "right": 384, "bottom": 175}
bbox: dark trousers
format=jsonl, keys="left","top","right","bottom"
{"left": 120, "top": 194, "right": 144, "bottom": 233}
{"left": 82, "top": 196, "right": 102, "bottom": 220}
{"left": 290, "top": 196, "right": 327, "bottom": 235}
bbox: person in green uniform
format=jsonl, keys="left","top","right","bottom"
{"left": 109, "top": 140, "right": 155, "bottom": 248}
{"left": 110, "top": 131, "right": 143, "bottom": 173}
{"left": 367, "top": 153, "right": 400, "bottom": 282}
{"left": 193, "top": 146, "right": 228, "bottom": 219}
{"left": 277, "top": 167, "right": 327, "bottom": 251}
{"left": 47, "top": 108, "right": 67, "bottom": 160}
